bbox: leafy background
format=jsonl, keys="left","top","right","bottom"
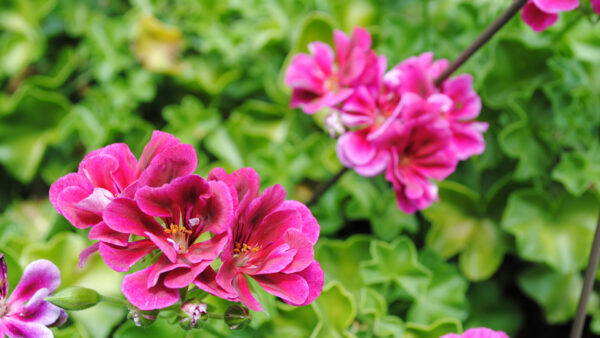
{"left": 1, "top": 0, "right": 599, "bottom": 337}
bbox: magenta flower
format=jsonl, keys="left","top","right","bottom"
{"left": 204, "top": 168, "right": 324, "bottom": 312}
{"left": 0, "top": 255, "right": 66, "bottom": 338}
{"left": 441, "top": 327, "right": 510, "bottom": 338}
{"left": 285, "top": 27, "right": 378, "bottom": 114}
{"left": 49, "top": 131, "right": 197, "bottom": 265}
{"left": 522, "top": 0, "right": 599, "bottom": 32}
{"left": 101, "top": 174, "right": 234, "bottom": 310}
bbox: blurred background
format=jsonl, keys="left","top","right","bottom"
{"left": 1, "top": 0, "right": 600, "bottom": 337}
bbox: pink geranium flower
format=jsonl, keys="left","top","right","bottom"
{"left": 522, "top": 0, "right": 600, "bottom": 32}
{"left": 441, "top": 327, "right": 510, "bottom": 338}
{"left": 49, "top": 131, "right": 196, "bottom": 266}
{"left": 203, "top": 168, "right": 324, "bottom": 311}
{"left": 285, "top": 27, "right": 378, "bottom": 114}
{"left": 101, "top": 174, "right": 234, "bottom": 310}
{"left": 0, "top": 255, "right": 66, "bottom": 338}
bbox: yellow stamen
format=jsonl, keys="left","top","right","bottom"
{"left": 234, "top": 242, "right": 259, "bottom": 254}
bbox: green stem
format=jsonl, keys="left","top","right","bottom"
{"left": 101, "top": 295, "right": 131, "bottom": 308}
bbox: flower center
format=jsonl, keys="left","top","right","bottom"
{"left": 0, "top": 299, "right": 8, "bottom": 317}
{"left": 233, "top": 242, "right": 260, "bottom": 255}
{"left": 164, "top": 219, "right": 197, "bottom": 253}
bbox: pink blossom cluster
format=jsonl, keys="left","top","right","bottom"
{"left": 285, "top": 28, "right": 487, "bottom": 213}
{"left": 522, "top": 0, "right": 600, "bottom": 31}
{"left": 50, "top": 131, "right": 323, "bottom": 312}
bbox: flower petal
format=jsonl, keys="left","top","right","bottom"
{"left": 122, "top": 266, "right": 179, "bottom": 311}
{"left": 522, "top": 1, "right": 559, "bottom": 32}
{"left": 284, "top": 261, "right": 324, "bottom": 306}
{"left": 253, "top": 272, "right": 309, "bottom": 306}
{"left": 9, "top": 260, "right": 60, "bottom": 306}
{"left": 98, "top": 241, "right": 156, "bottom": 272}
{"left": 103, "top": 198, "right": 164, "bottom": 237}
{"left": 137, "top": 144, "right": 197, "bottom": 188}
{"left": 2, "top": 317, "right": 53, "bottom": 338}
{"left": 88, "top": 222, "right": 129, "bottom": 247}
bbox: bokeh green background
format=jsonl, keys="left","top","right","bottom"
{"left": 1, "top": 0, "right": 600, "bottom": 337}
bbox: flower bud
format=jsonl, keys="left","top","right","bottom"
{"left": 224, "top": 305, "right": 251, "bottom": 330}
{"left": 179, "top": 302, "right": 207, "bottom": 330}
{"left": 128, "top": 309, "right": 158, "bottom": 327}
{"left": 45, "top": 286, "right": 101, "bottom": 310}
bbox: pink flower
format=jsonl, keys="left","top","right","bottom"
{"left": 0, "top": 255, "right": 66, "bottom": 338}
{"left": 285, "top": 27, "right": 378, "bottom": 114}
{"left": 101, "top": 174, "right": 234, "bottom": 310}
{"left": 379, "top": 93, "right": 459, "bottom": 213}
{"left": 441, "top": 327, "right": 510, "bottom": 338}
{"left": 522, "top": 0, "right": 599, "bottom": 31}
{"left": 49, "top": 131, "right": 197, "bottom": 266}
{"left": 205, "top": 168, "right": 324, "bottom": 311}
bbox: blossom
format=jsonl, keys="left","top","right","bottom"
{"left": 0, "top": 255, "right": 66, "bottom": 338}
{"left": 204, "top": 168, "right": 324, "bottom": 311}
{"left": 49, "top": 131, "right": 196, "bottom": 265}
{"left": 101, "top": 174, "right": 234, "bottom": 310}
{"left": 441, "top": 327, "right": 510, "bottom": 338}
{"left": 285, "top": 27, "right": 378, "bottom": 114}
{"left": 522, "top": 0, "right": 600, "bottom": 32}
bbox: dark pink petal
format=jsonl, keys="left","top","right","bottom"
{"left": 233, "top": 273, "right": 262, "bottom": 312}
{"left": 146, "top": 255, "right": 187, "bottom": 288}
{"left": 249, "top": 209, "right": 301, "bottom": 247}
{"left": 450, "top": 121, "right": 489, "bottom": 160}
{"left": 49, "top": 173, "right": 92, "bottom": 212}
{"left": 337, "top": 129, "right": 377, "bottom": 167}
{"left": 185, "top": 233, "right": 228, "bottom": 264}
{"left": 208, "top": 167, "right": 260, "bottom": 213}
{"left": 133, "top": 185, "right": 175, "bottom": 218}
{"left": 137, "top": 143, "right": 198, "bottom": 188}
{"left": 168, "top": 175, "right": 210, "bottom": 208}
{"left": 245, "top": 246, "right": 297, "bottom": 275}
{"left": 533, "top": 0, "right": 579, "bottom": 13}
{"left": 98, "top": 241, "right": 156, "bottom": 272}
{"left": 122, "top": 267, "right": 179, "bottom": 310}
{"left": 0, "top": 254, "right": 8, "bottom": 299}
{"left": 308, "top": 42, "right": 334, "bottom": 77}
{"left": 9, "top": 260, "right": 60, "bottom": 306}
{"left": 136, "top": 131, "right": 181, "bottom": 175}
{"left": 78, "top": 143, "right": 136, "bottom": 194}
{"left": 144, "top": 231, "right": 178, "bottom": 263}
{"left": 88, "top": 222, "right": 129, "bottom": 247}
{"left": 283, "top": 261, "right": 324, "bottom": 306}
{"left": 103, "top": 198, "right": 164, "bottom": 237}
{"left": 2, "top": 317, "right": 53, "bottom": 338}
{"left": 215, "top": 259, "right": 239, "bottom": 295}
{"left": 441, "top": 327, "right": 510, "bottom": 338}
{"left": 78, "top": 242, "right": 100, "bottom": 268}
{"left": 55, "top": 185, "right": 102, "bottom": 229}
{"left": 522, "top": 2, "right": 559, "bottom": 32}
{"left": 97, "top": 143, "right": 137, "bottom": 192}
{"left": 281, "top": 246, "right": 314, "bottom": 274}
{"left": 277, "top": 201, "right": 319, "bottom": 245}
{"left": 592, "top": 0, "right": 600, "bottom": 13}
{"left": 442, "top": 74, "right": 481, "bottom": 120}
{"left": 194, "top": 267, "right": 238, "bottom": 300}
{"left": 253, "top": 272, "right": 309, "bottom": 306}
{"left": 245, "top": 185, "right": 286, "bottom": 228}
{"left": 163, "top": 261, "right": 212, "bottom": 289}
{"left": 355, "top": 150, "right": 390, "bottom": 177}
{"left": 49, "top": 309, "right": 68, "bottom": 327}
{"left": 202, "top": 181, "right": 234, "bottom": 235}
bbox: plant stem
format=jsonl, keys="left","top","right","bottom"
{"left": 570, "top": 211, "right": 600, "bottom": 338}
{"left": 434, "top": 0, "right": 529, "bottom": 87}
{"left": 307, "top": 167, "right": 350, "bottom": 207}
{"left": 101, "top": 295, "right": 131, "bottom": 308}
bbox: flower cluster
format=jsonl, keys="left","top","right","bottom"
{"left": 50, "top": 131, "right": 324, "bottom": 312}
{"left": 285, "top": 28, "right": 487, "bottom": 213}
{"left": 522, "top": 0, "right": 600, "bottom": 31}
{"left": 0, "top": 255, "right": 66, "bottom": 338}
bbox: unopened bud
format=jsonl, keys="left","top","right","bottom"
{"left": 179, "top": 302, "right": 207, "bottom": 330}
{"left": 224, "top": 304, "right": 251, "bottom": 330}
{"left": 45, "top": 286, "right": 101, "bottom": 310}
{"left": 128, "top": 309, "right": 158, "bottom": 327}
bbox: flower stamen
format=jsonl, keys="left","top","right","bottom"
{"left": 234, "top": 242, "right": 260, "bottom": 254}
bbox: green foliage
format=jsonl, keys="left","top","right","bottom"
{"left": 1, "top": 0, "right": 599, "bottom": 336}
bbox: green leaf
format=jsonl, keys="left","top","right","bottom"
{"left": 424, "top": 182, "right": 506, "bottom": 281}
{"left": 552, "top": 149, "right": 600, "bottom": 197}
{"left": 518, "top": 266, "right": 582, "bottom": 323}
{"left": 371, "top": 190, "right": 418, "bottom": 241}
{"left": 404, "top": 318, "right": 462, "bottom": 338}
{"left": 466, "top": 281, "right": 522, "bottom": 336}
{"left": 373, "top": 315, "right": 404, "bottom": 338}
{"left": 360, "top": 237, "right": 431, "bottom": 297}
{"left": 315, "top": 235, "right": 372, "bottom": 299}
{"left": 498, "top": 120, "right": 552, "bottom": 181}
{"left": 311, "top": 282, "right": 356, "bottom": 338}
{"left": 502, "top": 190, "right": 598, "bottom": 273}
{"left": 406, "top": 250, "right": 469, "bottom": 325}
{"left": 205, "top": 126, "right": 244, "bottom": 169}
